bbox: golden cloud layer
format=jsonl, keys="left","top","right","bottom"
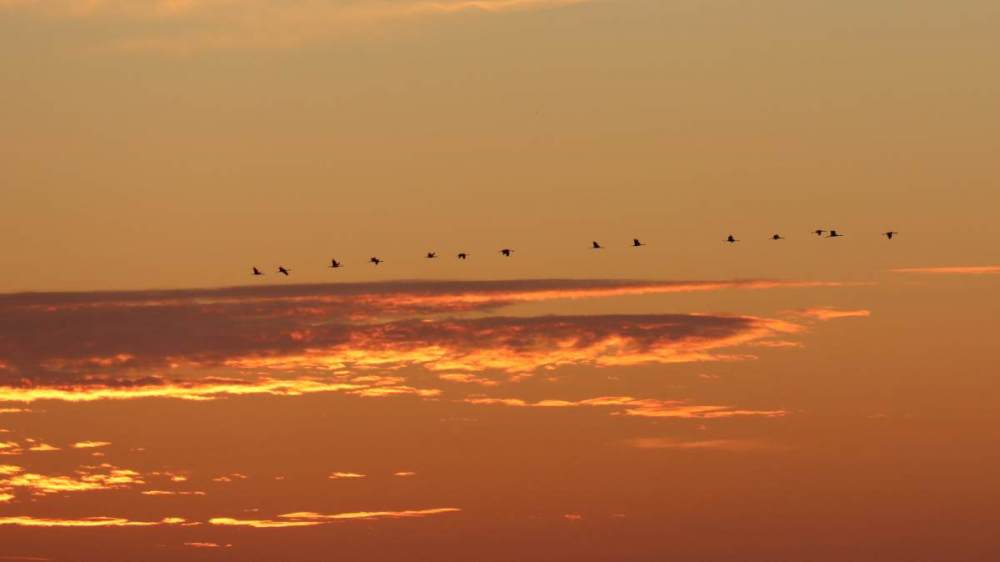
{"left": 463, "top": 395, "right": 787, "bottom": 419}
{"left": 891, "top": 265, "right": 1000, "bottom": 275}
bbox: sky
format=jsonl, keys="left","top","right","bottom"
{"left": 1, "top": 1, "right": 1000, "bottom": 560}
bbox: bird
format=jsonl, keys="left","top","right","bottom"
{"left": 370, "top": 257, "right": 383, "bottom": 265}
{"left": 278, "top": 266, "right": 290, "bottom": 276}
{"left": 813, "top": 229, "right": 827, "bottom": 237}
{"left": 725, "top": 235, "right": 738, "bottom": 243}
{"left": 426, "top": 252, "right": 437, "bottom": 259}
{"left": 329, "top": 259, "right": 342, "bottom": 268}
{"left": 252, "top": 267, "right": 263, "bottom": 276}
{"left": 592, "top": 241, "right": 603, "bottom": 249}
{"left": 500, "top": 248, "right": 513, "bottom": 257}
{"left": 883, "top": 231, "right": 898, "bottom": 240}
{"left": 771, "top": 234, "right": 784, "bottom": 241}
{"left": 827, "top": 230, "right": 845, "bottom": 238}
{"left": 457, "top": 252, "right": 468, "bottom": 260}
{"left": 632, "top": 238, "right": 645, "bottom": 247}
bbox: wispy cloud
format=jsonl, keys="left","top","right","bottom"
{"left": 208, "top": 507, "right": 459, "bottom": 527}
{"left": 0, "top": 515, "right": 188, "bottom": 527}
{"left": 463, "top": 395, "right": 787, "bottom": 419}
{"left": 891, "top": 265, "right": 1000, "bottom": 275}
{"left": 71, "top": 441, "right": 111, "bottom": 449}
{"left": 0, "top": 463, "right": 144, "bottom": 500}
{"left": 1, "top": 0, "right": 592, "bottom": 52}
{"left": 793, "top": 307, "right": 871, "bottom": 321}
{"left": 0, "top": 279, "right": 841, "bottom": 403}
{"left": 328, "top": 472, "right": 366, "bottom": 480}
{"left": 625, "top": 437, "right": 782, "bottom": 451}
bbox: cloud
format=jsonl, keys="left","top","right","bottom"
{"left": 1, "top": 0, "right": 592, "bottom": 52}
{"left": 891, "top": 265, "right": 1000, "bottom": 275}
{"left": 463, "top": 395, "right": 787, "bottom": 419}
{"left": 142, "top": 490, "right": 206, "bottom": 496}
{"left": 71, "top": 441, "right": 112, "bottom": 449}
{"left": 0, "top": 515, "right": 187, "bottom": 527}
{"left": 0, "top": 463, "right": 144, "bottom": 500}
{"left": 0, "top": 377, "right": 437, "bottom": 404}
{"left": 0, "top": 279, "right": 837, "bottom": 403}
{"left": 328, "top": 472, "right": 366, "bottom": 480}
{"left": 793, "top": 307, "right": 871, "bottom": 321}
{"left": 625, "top": 437, "right": 782, "bottom": 451}
{"left": 184, "top": 542, "right": 231, "bottom": 548}
{"left": 208, "top": 507, "right": 460, "bottom": 527}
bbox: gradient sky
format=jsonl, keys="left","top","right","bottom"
{"left": 2, "top": 1, "right": 1000, "bottom": 560}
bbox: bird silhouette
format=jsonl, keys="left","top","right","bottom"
{"left": 883, "top": 231, "right": 898, "bottom": 240}
{"left": 726, "top": 235, "right": 739, "bottom": 243}
{"left": 813, "top": 229, "right": 827, "bottom": 237}
{"left": 632, "top": 238, "right": 645, "bottom": 247}
{"left": 370, "top": 257, "right": 383, "bottom": 265}
{"left": 827, "top": 230, "right": 845, "bottom": 238}
{"left": 426, "top": 252, "right": 437, "bottom": 259}
{"left": 329, "top": 259, "right": 342, "bottom": 268}
{"left": 278, "top": 266, "right": 290, "bottom": 276}
{"left": 252, "top": 267, "right": 263, "bottom": 276}
{"left": 500, "top": 248, "right": 513, "bottom": 257}
{"left": 771, "top": 234, "right": 784, "bottom": 240}
{"left": 592, "top": 241, "right": 603, "bottom": 249}
{"left": 457, "top": 252, "right": 468, "bottom": 260}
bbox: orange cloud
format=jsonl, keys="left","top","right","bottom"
{"left": 212, "top": 472, "right": 248, "bottom": 483}
{"left": 278, "top": 508, "right": 461, "bottom": 521}
{"left": 1, "top": 279, "right": 842, "bottom": 402}
{"left": 891, "top": 265, "right": 1000, "bottom": 275}
{"left": 0, "top": 516, "right": 186, "bottom": 528}
{"left": 626, "top": 437, "right": 782, "bottom": 451}
{"left": 463, "top": 395, "right": 787, "bottom": 419}
{"left": 141, "top": 490, "right": 206, "bottom": 496}
{"left": 328, "top": 472, "right": 366, "bottom": 480}
{"left": 793, "top": 307, "right": 871, "bottom": 321}
{"left": 0, "top": 377, "right": 437, "bottom": 404}
{"left": 184, "top": 542, "right": 231, "bottom": 548}
{"left": 1, "top": 463, "right": 144, "bottom": 498}
{"left": 72, "top": 441, "right": 112, "bottom": 449}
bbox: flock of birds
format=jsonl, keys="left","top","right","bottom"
{"left": 253, "top": 229, "right": 900, "bottom": 276}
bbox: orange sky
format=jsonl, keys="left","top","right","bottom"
{"left": 2, "top": 1, "right": 1000, "bottom": 560}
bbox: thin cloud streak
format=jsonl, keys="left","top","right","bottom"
{"left": 891, "top": 265, "right": 1000, "bottom": 275}
{"left": 793, "top": 307, "right": 871, "bottom": 321}
{"left": 1, "top": 0, "right": 593, "bottom": 52}
{"left": 626, "top": 437, "right": 782, "bottom": 452}
{"left": 0, "top": 516, "right": 188, "bottom": 528}
{"left": 463, "top": 395, "right": 787, "bottom": 419}
{"left": 209, "top": 507, "right": 460, "bottom": 527}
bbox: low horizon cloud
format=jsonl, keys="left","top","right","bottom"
{"left": 0, "top": 0, "right": 592, "bottom": 53}
{"left": 0, "top": 278, "right": 840, "bottom": 400}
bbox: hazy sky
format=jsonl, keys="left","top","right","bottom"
{"left": 1, "top": 1, "right": 999, "bottom": 560}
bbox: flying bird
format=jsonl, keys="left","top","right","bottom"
{"left": 278, "top": 266, "right": 290, "bottom": 276}
{"left": 813, "top": 229, "right": 827, "bottom": 237}
{"left": 426, "top": 252, "right": 437, "bottom": 259}
{"left": 632, "top": 238, "right": 645, "bottom": 247}
{"left": 827, "top": 230, "right": 845, "bottom": 238}
{"left": 252, "top": 267, "right": 263, "bottom": 276}
{"left": 883, "top": 231, "right": 898, "bottom": 240}
{"left": 592, "top": 241, "right": 603, "bottom": 249}
{"left": 370, "top": 257, "right": 383, "bottom": 265}
{"left": 457, "top": 252, "right": 468, "bottom": 260}
{"left": 726, "top": 235, "right": 739, "bottom": 243}
{"left": 771, "top": 234, "right": 784, "bottom": 240}
{"left": 329, "top": 259, "right": 342, "bottom": 268}
{"left": 500, "top": 248, "right": 513, "bottom": 257}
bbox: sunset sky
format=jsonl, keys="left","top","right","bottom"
{"left": 2, "top": 1, "right": 1000, "bottom": 560}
